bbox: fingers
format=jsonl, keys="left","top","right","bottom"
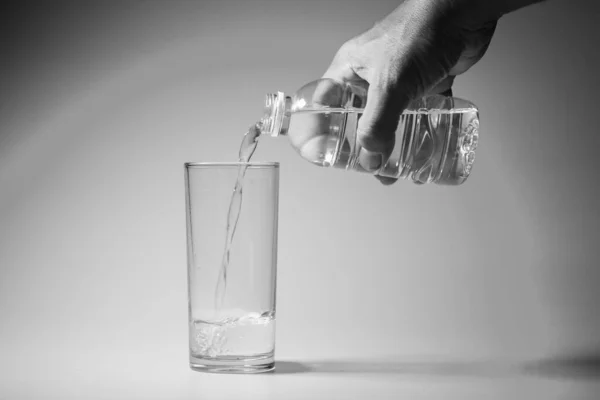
{"left": 428, "top": 76, "right": 455, "bottom": 96}
{"left": 356, "top": 83, "right": 409, "bottom": 173}
{"left": 439, "top": 88, "right": 453, "bottom": 97}
{"left": 321, "top": 41, "right": 363, "bottom": 84}
{"left": 316, "top": 49, "right": 367, "bottom": 108}
{"left": 367, "top": 80, "right": 453, "bottom": 186}
{"left": 312, "top": 78, "right": 344, "bottom": 107}
{"left": 317, "top": 39, "right": 454, "bottom": 185}
{"left": 288, "top": 78, "right": 348, "bottom": 163}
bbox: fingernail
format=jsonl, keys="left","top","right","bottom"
{"left": 359, "top": 149, "right": 383, "bottom": 172}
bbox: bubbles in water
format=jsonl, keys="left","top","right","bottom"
{"left": 194, "top": 321, "right": 228, "bottom": 357}
{"left": 191, "top": 312, "right": 275, "bottom": 358}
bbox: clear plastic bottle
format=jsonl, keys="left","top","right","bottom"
{"left": 258, "top": 78, "right": 480, "bottom": 185}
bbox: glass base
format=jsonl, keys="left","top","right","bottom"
{"left": 190, "top": 353, "right": 275, "bottom": 374}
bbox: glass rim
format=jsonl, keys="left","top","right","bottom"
{"left": 185, "top": 161, "right": 279, "bottom": 169}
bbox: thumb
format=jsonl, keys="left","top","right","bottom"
{"left": 357, "top": 83, "right": 409, "bottom": 172}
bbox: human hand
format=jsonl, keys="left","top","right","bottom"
{"left": 322, "top": 0, "right": 497, "bottom": 185}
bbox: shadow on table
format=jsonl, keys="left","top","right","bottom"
{"left": 274, "top": 359, "right": 512, "bottom": 377}
{"left": 275, "top": 351, "right": 600, "bottom": 380}
{"left": 523, "top": 352, "right": 600, "bottom": 380}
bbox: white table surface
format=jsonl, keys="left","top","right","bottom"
{"left": 2, "top": 337, "right": 599, "bottom": 399}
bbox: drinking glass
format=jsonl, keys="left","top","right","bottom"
{"left": 184, "top": 162, "right": 279, "bottom": 373}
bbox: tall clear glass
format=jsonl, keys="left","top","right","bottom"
{"left": 184, "top": 162, "right": 279, "bottom": 373}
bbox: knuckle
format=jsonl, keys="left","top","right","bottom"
{"left": 336, "top": 40, "right": 357, "bottom": 62}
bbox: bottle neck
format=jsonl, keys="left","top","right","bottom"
{"left": 259, "top": 92, "right": 291, "bottom": 137}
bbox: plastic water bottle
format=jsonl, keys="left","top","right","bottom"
{"left": 258, "top": 78, "right": 479, "bottom": 185}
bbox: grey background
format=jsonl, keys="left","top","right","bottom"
{"left": 1, "top": 0, "right": 599, "bottom": 397}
